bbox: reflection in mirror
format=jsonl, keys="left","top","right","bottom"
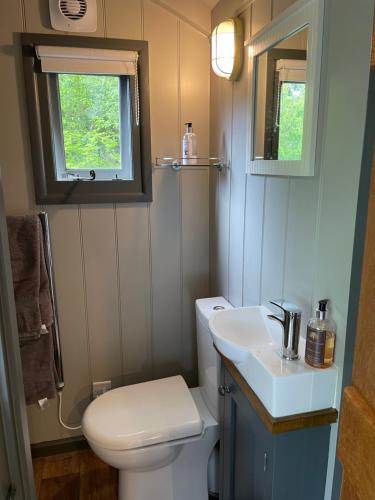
{"left": 254, "top": 28, "right": 308, "bottom": 161}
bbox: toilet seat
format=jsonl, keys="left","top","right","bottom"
{"left": 82, "top": 375, "right": 203, "bottom": 452}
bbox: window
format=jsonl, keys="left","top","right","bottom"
{"left": 54, "top": 73, "right": 133, "bottom": 181}
{"left": 277, "top": 81, "right": 306, "bottom": 160}
{"left": 58, "top": 74, "right": 124, "bottom": 177}
{"left": 22, "top": 34, "right": 152, "bottom": 204}
{"left": 263, "top": 48, "right": 307, "bottom": 161}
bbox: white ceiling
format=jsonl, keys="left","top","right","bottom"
{"left": 199, "top": 0, "right": 220, "bottom": 9}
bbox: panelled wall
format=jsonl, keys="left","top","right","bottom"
{"left": 0, "top": 0, "right": 211, "bottom": 443}
{"left": 210, "top": 0, "right": 373, "bottom": 498}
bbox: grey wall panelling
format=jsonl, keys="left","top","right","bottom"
{"left": 0, "top": 0, "right": 211, "bottom": 443}
{"left": 210, "top": 0, "right": 373, "bottom": 498}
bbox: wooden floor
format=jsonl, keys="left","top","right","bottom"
{"left": 33, "top": 449, "right": 218, "bottom": 499}
{"left": 33, "top": 450, "right": 118, "bottom": 499}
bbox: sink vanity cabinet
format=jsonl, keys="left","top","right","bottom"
{"left": 209, "top": 304, "right": 338, "bottom": 498}
{"left": 219, "top": 359, "right": 337, "bottom": 500}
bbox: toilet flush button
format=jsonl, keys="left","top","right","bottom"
{"left": 213, "top": 306, "right": 225, "bottom": 311}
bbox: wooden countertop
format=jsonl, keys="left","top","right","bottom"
{"left": 221, "top": 353, "right": 338, "bottom": 434}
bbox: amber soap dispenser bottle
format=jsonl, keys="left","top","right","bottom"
{"left": 305, "top": 299, "right": 336, "bottom": 368}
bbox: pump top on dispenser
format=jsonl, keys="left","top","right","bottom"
{"left": 305, "top": 299, "right": 336, "bottom": 368}
{"left": 317, "top": 299, "right": 328, "bottom": 319}
{"left": 182, "top": 122, "right": 197, "bottom": 165}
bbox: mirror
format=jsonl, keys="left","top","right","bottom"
{"left": 254, "top": 28, "right": 308, "bottom": 161}
{"left": 247, "top": 0, "right": 324, "bottom": 176}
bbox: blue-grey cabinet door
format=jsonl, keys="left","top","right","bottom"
{"left": 220, "top": 367, "right": 273, "bottom": 500}
{"left": 219, "top": 364, "right": 331, "bottom": 500}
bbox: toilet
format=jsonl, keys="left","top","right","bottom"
{"left": 82, "top": 297, "right": 232, "bottom": 500}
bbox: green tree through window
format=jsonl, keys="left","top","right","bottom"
{"left": 58, "top": 74, "right": 121, "bottom": 169}
{"left": 278, "top": 82, "right": 305, "bottom": 161}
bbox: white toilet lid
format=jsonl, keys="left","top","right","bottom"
{"left": 82, "top": 375, "right": 203, "bottom": 451}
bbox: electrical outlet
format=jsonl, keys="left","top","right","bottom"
{"left": 92, "top": 380, "right": 111, "bottom": 399}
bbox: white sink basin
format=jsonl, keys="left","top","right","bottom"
{"left": 209, "top": 306, "right": 338, "bottom": 418}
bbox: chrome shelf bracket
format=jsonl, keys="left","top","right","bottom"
{"left": 155, "top": 157, "right": 226, "bottom": 172}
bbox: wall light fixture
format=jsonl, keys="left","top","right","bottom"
{"left": 211, "top": 17, "right": 243, "bottom": 81}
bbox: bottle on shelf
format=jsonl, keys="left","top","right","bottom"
{"left": 182, "top": 122, "right": 197, "bottom": 165}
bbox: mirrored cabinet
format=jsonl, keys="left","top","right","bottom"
{"left": 247, "top": 0, "right": 324, "bottom": 176}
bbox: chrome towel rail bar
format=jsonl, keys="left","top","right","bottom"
{"left": 38, "top": 212, "right": 64, "bottom": 391}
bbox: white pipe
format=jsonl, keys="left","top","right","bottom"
{"left": 57, "top": 392, "right": 81, "bottom": 431}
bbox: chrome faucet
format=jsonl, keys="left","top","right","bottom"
{"left": 267, "top": 300, "right": 302, "bottom": 360}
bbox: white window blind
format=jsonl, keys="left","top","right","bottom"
{"left": 276, "top": 59, "right": 307, "bottom": 83}
{"left": 35, "top": 46, "right": 138, "bottom": 75}
{"left": 36, "top": 45, "right": 140, "bottom": 126}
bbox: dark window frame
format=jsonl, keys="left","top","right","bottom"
{"left": 263, "top": 48, "right": 307, "bottom": 160}
{"left": 21, "top": 33, "right": 152, "bottom": 204}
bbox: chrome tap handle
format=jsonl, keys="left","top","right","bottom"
{"left": 269, "top": 299, "right": 287, "bottom": 312}
{"left": 268, "top": 299, "right": 301, "bottom": 317}
{"left": 267, "top": 300, "right": 287, "bottom": 326}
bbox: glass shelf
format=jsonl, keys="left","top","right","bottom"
{"left": 155, "top": 157, "right": 226, "bottom": 171}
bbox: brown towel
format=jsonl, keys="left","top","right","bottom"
{"left": 7, "top": 214, "right": 57, "bottom": 404}
{"left": 20, "top": 332, "right": 57, "bottom": 405}
{"left": 6, "top": 215, "right": 53, "bottom": 339}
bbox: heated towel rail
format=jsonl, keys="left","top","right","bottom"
{"left": 38, "top": 212, "right": 64, "bottom": 391}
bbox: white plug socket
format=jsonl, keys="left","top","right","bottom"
{"left": 92, "top": 380, "right": 111, "bottom": 399}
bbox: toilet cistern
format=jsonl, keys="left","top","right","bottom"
{"left": 267, "top": 300, "right": 302, "bottom": 360}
